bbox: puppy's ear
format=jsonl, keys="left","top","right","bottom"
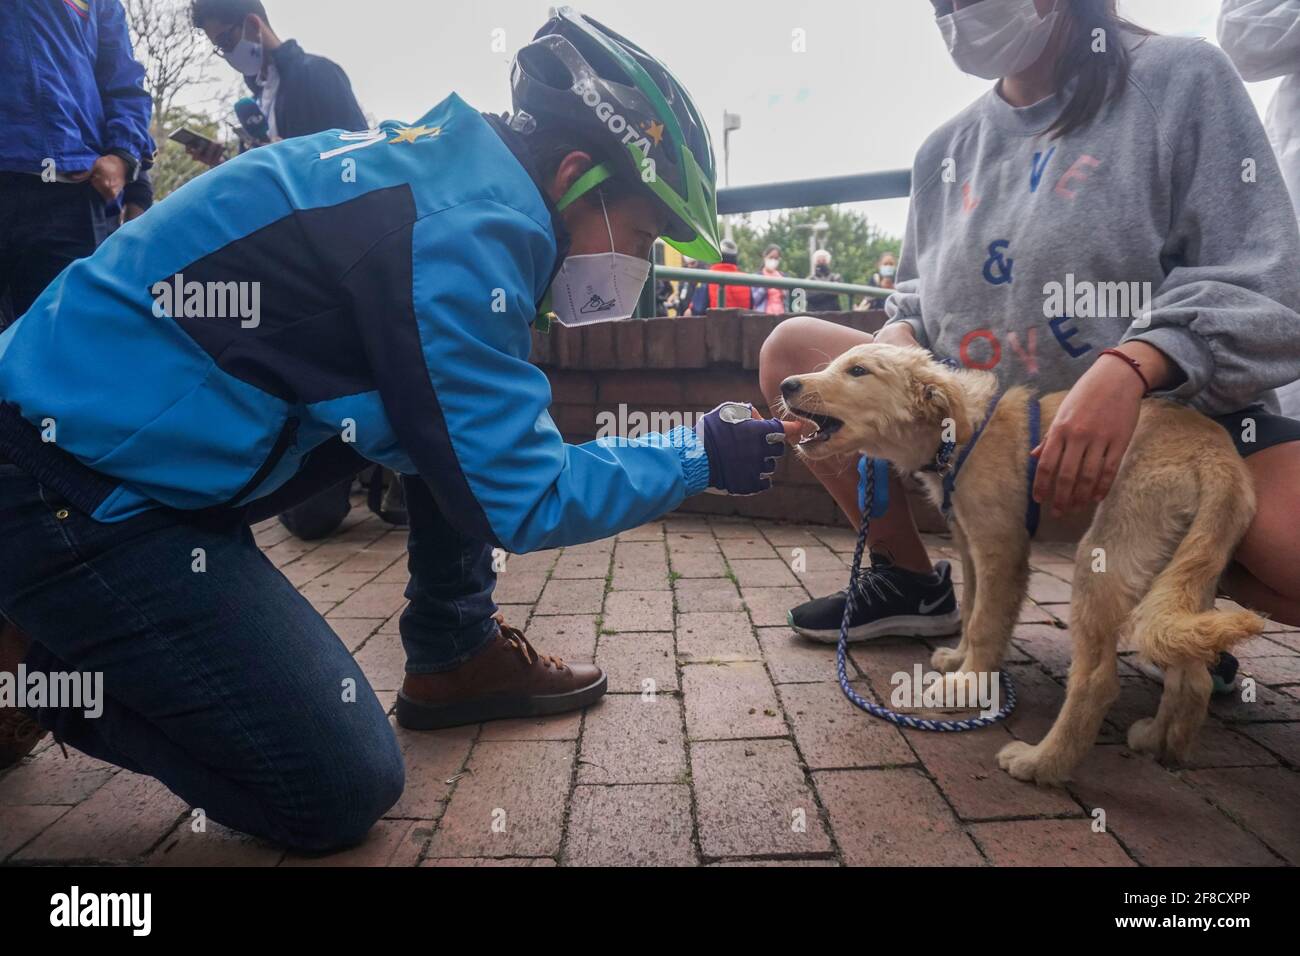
{"left": 912, "top": 367, "right": 969, "bottom": 440}
{"left": 910, "top": 367, "right": 947, "bottom": 421}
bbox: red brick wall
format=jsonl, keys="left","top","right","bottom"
{"left": 530, "top": 309, "right": 946, "bottom": 529}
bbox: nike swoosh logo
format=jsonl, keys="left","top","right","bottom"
{"left": 918, "top": 596, "right": 948, "bottom": 614}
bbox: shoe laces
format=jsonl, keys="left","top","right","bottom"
{"left": 499, "top": 620, "right": 566, "bottom": 671}
{"left": 850, "top": 553, "right": 905, "bottom": 605}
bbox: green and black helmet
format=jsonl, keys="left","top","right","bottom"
{"left": 510, "top": 6, "right": 722, "bottom": 262}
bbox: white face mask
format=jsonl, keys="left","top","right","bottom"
{"left": 221, "top": 35, "right": 265, "bottom": 78}
{"left": 764, "top": 257, "right": 780, "bottom": 271}
{"left": 549, "top": 193, "right": 651, "bottom": 327}
{"left": 937, "top": 0, "right": 1060, "bottom": 80}
{"left": 880, "top": 264, "right": 896, "bottom": 278}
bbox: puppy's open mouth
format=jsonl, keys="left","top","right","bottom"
{"left": 788, "top": 407, "right": 844, "bottom": 445}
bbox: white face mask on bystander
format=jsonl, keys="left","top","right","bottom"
{"left": 937, "top": 0, "right": 1061, "bottom": 80}
{"left": 220, "top": 32, "right": 265, "bottom": 78}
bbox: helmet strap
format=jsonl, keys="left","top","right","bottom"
{"left": 556, "top": 163, "right": 614, "bottom": 211}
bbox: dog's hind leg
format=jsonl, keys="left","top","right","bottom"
{"left": 1124, "top": 446, "right": 1262, "bottom": 762}
{"left": 1128, "top": 663, "right": 1213, "bottom": 763}
{"left": 933, "top": 523, "right": 975, "bottom": 674}
{"left": 998, "top": 529, "right": 1134, "bottom": 785}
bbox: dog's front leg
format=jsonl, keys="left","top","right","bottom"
{"left": 932, "top": 522, "right": 976, "bottom": 674}
{"left": 956, "top": 536, "right": 1029, "bottom": 678}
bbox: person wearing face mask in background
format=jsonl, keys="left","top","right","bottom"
{"left": 186, "top": 0, "right": 368, "bottom": 167}
{"left": 753, "top": 244, "right": 790, "bottom": 314}
{"left": 0, "top": 9, "right": 801, "bottom": 848}
{"left": 762, "top": 0, "right": 1300, "bottom": 675}
{"left": 857, "top": 252, "right": 899, "bottom": 310}
{"left": 804, "top": 248, "right": 846, "bottom": 311}
{"left": 1219, "top": 0, "right": 1300, "bottom": 417}
{"left": 670, "top": 256, "right": 699, "bottom": 315}
{"left": 690, "top": 238, "right": 756, "bottom": 313}
{"left": 189, "top": 1, "right": 383, "bottom": 538}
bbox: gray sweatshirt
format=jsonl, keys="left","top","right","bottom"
{"left": 885, "top": 34, "right": 1300, "bottom": 415}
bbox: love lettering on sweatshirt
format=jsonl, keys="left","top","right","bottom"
{"left": 955, "top": 147, "right": 1151, "bottom": 374}
{"left": 961, "top": 145, "right": 1103, "bottom": 214}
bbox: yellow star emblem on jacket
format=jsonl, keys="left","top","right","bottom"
{"left": 643, "top": 120, "right": 664, "bottom": 146}
{"left": 389, "top": 124, "right": 442, "bottom": 145}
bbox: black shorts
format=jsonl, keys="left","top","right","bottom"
{"left": 1210, "top": 405, "right": 1300, "bottom": 458}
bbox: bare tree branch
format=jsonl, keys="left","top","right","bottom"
{"left": 123, "top": 0, "right": 222, "bottom": 135}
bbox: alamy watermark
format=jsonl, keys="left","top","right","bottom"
{"left": 594, "top": 404, "right": 705, "bottom": 456}
{"left": 1042, "top": 273, "right": 1152, "bottom": 324}
{"left": 152, "top": 273, "right": 261, "bottom": 329}
{"left": 0, "top": 665, "right": 103, "bottom": 719}
{"left": 890, "top": 664, "right": 1001, "bottom": 719}
{"left": 50, "top": 886, "right": 150, "bottom": 936}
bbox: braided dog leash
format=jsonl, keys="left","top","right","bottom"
{"left": 835, "top": 458, "right": 1017, "bottom": 731}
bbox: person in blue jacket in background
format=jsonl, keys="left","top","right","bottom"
{"left": 0, "top": 0, "right": 154, "bottom": 329}
{"left": 0, "top": 8, "right": 795, "bottom": 851}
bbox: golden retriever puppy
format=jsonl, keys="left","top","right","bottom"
{"left": 780, "top": 342, "right": 1264, "bottom": 785}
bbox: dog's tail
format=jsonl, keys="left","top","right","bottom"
{"left": 1129, "top": 469, "right": 1265, "bottom": 670}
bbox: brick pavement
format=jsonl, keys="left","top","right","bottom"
{"left": 3, "top": 503, "right": 1297, "bottom": 866}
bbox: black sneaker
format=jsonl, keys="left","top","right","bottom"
{"left": 1211, "top": 652, "right": 1239, "bottom": 695}
{"left": 788, "top": 553, "right": 961, "bottom": 643}
{"left": 1132, "top": 651, "right": 1239, "bottom": 696}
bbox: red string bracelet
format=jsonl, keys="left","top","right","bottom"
{"left": 1099, "top": 347, "right": 1151, "bottom": 395}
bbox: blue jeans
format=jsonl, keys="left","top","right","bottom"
{"left": 399, "top": 475, "right": 499, "bottom": 673}
{"left": 269, "top": 473, "right": 499, "bottom": 671}
{"left": 0, "top": 463, "right": 404, "bottom": 852}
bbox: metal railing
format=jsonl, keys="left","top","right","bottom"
{"left": 639, "top": 169, "right": 912, "bottom": 316}
{"left": 717, "top": 169, "right": 912, "bottom": 215}
{"left": 655, "top": 265, "right": 893, "bottom": 309}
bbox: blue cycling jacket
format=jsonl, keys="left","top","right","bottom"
{"left": 0, "top": 0, "right": 153, "bottom": 175}
{"left": 0, "top": 94, "right": 709, "bottom": 553}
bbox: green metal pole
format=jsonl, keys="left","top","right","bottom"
{"left": 635, "top": 260, "right": 656, "bottom": 318}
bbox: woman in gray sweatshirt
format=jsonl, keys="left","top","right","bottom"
{"left": 761, "top": 0, "right": 1300, "bottom": 648}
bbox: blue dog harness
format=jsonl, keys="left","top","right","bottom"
{"left": 937, "top": 392, "right": 1043, "bottom": 539}
{"left": 859, "top": 390, "right": 1043, "bottom": 537}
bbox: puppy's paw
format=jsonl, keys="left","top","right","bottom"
{"left": 996, "top": 740, "right": 1070, "bottom": 786}
{"left": 996, "top": 740, "right": 1036, "bottom": 778}
{"left": 1126, "top": 717, "right": 1165, "bottom": 757}
{"left": 1128, "top": 717, "right": 1198, "bottom": 764}
{"left": 930, "top": 646, "right": 964, "bottom": 673}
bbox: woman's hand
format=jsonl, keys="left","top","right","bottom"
{"left": 1032, "top": 344, "right": 1167, "bottom": 516}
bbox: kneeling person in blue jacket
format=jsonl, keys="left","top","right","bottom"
{"left": 0, "top": 9, "right": 795, "bottom": 851}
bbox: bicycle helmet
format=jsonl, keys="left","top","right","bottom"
{"left": 510, "top": 6, "right": 722, "bottom": 261}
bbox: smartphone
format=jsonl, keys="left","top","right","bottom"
{"left": 168, "top": 127, "right": 218, "bottom": 152}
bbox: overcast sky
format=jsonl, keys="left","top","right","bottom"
{"left": 239, "top": 0, "right": 1284, "bottom": 237}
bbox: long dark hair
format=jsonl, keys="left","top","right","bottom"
{"left": 1047, "top": 0, "right": 1153, "bottom": 139}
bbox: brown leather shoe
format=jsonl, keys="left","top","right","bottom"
{"left": 396, "top": 614, "right": 606, "bottom": 730}
{"left": 0, "top": 619, "right": 47, "bottom": 769}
